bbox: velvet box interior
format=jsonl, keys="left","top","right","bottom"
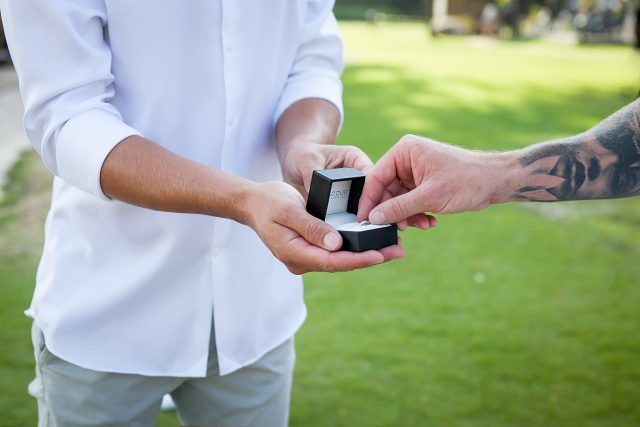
{"left": 306, "top": 168, "right": 398, "bottom": 252}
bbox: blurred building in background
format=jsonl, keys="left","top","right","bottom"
{"left": 431, "top": 0, "right": 488, "bottom": 34}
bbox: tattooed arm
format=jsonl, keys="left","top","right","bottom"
{"left": 514, "top": 100, "right": 640, "bottom": 201}
{"left": 357, "top": 99, "right": 640, "bottom": 225}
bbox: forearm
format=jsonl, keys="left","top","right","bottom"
{"left": 100, "top": 135, "right": 255, "bottom": 223}
{"left": 494, "top": 99, "right": 640, "bottom": 203}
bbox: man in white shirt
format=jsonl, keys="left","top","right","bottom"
{"left": 0, "top": 1, "right": 403, "bottom": 425}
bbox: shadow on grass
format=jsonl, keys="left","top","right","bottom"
{"left": 339, "top": 63, "right": 638, "bottom": 156}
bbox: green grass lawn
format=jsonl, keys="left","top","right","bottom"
{"left": 2, "top": 22, "right": 640, "bottom": 426}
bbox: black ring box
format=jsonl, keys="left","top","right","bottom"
{"left": 306, "top": 168, "right": 398, "bottom": 252}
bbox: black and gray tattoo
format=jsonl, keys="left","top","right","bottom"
{"left": 513, "top": 99, "right": 640, "bottom": 201}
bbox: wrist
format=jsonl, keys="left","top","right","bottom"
{"left": 232, "top": 181, "right": 261, "bottom": 227}
{"left": 275, "top": 98, "right": 340, "bottom": 163}
{"left": 199, "top": 171, "right": 259, "bottom": 226}
{"left": 485, "top": 151, "right": 522, "bottom": 205}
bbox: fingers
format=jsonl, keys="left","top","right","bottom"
{"left": 326, "top": 145, "right": 374, "bottom": 173}
{"left": 300, "top": 145, "right": 374, "bottom": 195}
{"left": 368, "top": 188, "right": 427, "bottom": 225}
{"left": 271, "top": 211, "right": 405, "bottom": 275}
{"left": 358, "top": 175, "right": 402, "bottom": 222}
{"left": 359, "top": 179, "right": 407, "bottom": 221}
{"left": 278, "top": 205, "right": 343, "bottom": 251}
{"left": 347, "top": 146, "right": 374, "bottom": 173}
{"left": 300, "top": 150, "right": 326, "bottom": 195}
{"left": 360, "top": 180, "right": 434, "bottom": 231}
{"left": 281, "top": 232, "right": 380, "bottom": 274}
{"left": 256, "top": 181, "right": 406, "bottom": 275}
{"left": 282, "top": 233, "right": 404, "bottom": 275}
{"left": 377, "top": 244, "right": 405, "bottom": 261}
{"left": 321, "top": 241, "right": 405, "bottom": 273}
{"left": 404, "top": 213, "right": 437, "bottom": 229}
{"left": 358, "top": 149, "right": 404, "bottom": 221}
{"left": 405, "top": 213, "right": 430, "bottom": 230}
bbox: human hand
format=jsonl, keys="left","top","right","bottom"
{"left": 243, "top": 181, "right": 404, "bottom": 275}
{"left": 358, "top": 135, "right": 512, "bottom": 226}
{"left": 281, "top": 143, "right": 373, "bottom": 198}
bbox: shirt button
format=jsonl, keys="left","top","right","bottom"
{"left": 225, "top": 42, "right": 233, "bottom": 53}
{"left": 211, "top": 247, "right": 221, "bottom": 257}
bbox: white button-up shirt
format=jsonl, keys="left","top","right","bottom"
{"left": 1, "top": 0, "right": 343, "bottom": 376}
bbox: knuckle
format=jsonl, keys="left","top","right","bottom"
{"left": 347, "top": 145, "right": 365, "bottom": 156}
{"left": 304, "top": 220, "right": 324, "bottom": 243}
{"left": 398, "top": 134, "right": 418, "bottom": 147}
{"left": 398, "top": 134, "right": 431, "bottom": 154}
{"left": 390, "top": 199, "right": 409, "bottom": 219}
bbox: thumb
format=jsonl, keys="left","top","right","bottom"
{"left": 288, "top": 208, "right": 343, "bottom": 251}
{"left": 368, "top": 190, "right": 426, "bottom": 225}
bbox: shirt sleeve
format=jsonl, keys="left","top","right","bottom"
{"left": 273, "top": 0, "right": 345, "bottom": 129}
{"left": 0, "top": 0, "right": 141, "bottom": 200}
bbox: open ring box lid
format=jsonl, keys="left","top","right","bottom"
{"left": 306, "top": 168, "right": 398, "bottom": 252}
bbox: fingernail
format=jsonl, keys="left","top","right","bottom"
{"left": 370, "top": 211, "right": 386, "bottom": 224}
{"left": 323, "top": 232, "right": 340, "bottom": 250}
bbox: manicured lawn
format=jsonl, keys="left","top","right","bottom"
{"left": 1, "top": 22, "right": 639, "bottom": 426}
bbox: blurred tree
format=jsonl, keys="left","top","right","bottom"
{"left": 496, "top": 0, "right": 565, "bottom": 37}
{"left": 334, "top": 0, "right": 424, "bottom": 18}
{"left": 500, "top": 0, "right": 523, "bottom": 36}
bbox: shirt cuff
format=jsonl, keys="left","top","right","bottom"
{"left": 273, "top": 73, "right": 344, "bottom": 132}
{"left": 55, "top": 109, "right": 142, "bottom": 200}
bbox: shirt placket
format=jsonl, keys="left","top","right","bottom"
{"left": 211, "top": 0, "right": 236, "bottom": 260}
